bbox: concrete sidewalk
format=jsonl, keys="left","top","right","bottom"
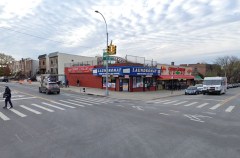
{"left": 20, "top": 81, "right": 184, "bottom": 101}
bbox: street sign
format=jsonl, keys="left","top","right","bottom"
{"left": 103, "top": 54, "right": 115, "bottom": 61}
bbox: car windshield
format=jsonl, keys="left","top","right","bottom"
{"left": 187, "top": 86, "right": 197, "bottom": 90}
{"left": 195, "top": 84, "right": 203, "bottom": 87}
{"left": 203, "top": 80, "right": 221, "bottom": 85}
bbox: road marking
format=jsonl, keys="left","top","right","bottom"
{"left": 220, "top": 93, "right": 240, "bottom": 105}
{"left": 169, "top": 110, "right": 180, "bottom": 113}
{"left": 9, "top": 109, "right": 27, "bottom": 117}
{"left": 197, "top": 103, "right": 209, "bottom": 108}
{"left": 74, "top": 98, "right": 100, "bottom": 104}
{"left": 209, "top": 104, "right": 222, "bottom": 110}
{"left": 183, "top": 114, "right": 204, "bottom": 123}
{"left": 184, "top": 102, "right": 198, "bottom": 106}
{"left": 6, "top": 89, "right": 54, "bottom": 102}
{"left": 75, "top": 98, "right": 112, "bottom": 104}
{"left": 0, "top": 97, "right": 37, "bottom": 102}
{"left": 154, "top": 100, "right": 171, "bottom": 103}
{"left": 51, "top": 101, "right": 76, "bottom": 108}
{"left": 174, "top": 101, "right": 188, "bottom": 105}
{"left": 159, "top": 113, "right": 169, "bottom": 116}
{"left": 69, "top": 99, "right": 93, "bottom": 106}
{"left": 163, "top": 100, "right": 179, "bottom": 104}
{"left": 0, "top": 111, "right": 10, "bottom": 121}
{"left": 147, "top": 100, "right": 170, "bottom": 103}
{"left": 31, "top": 104, "right": 54, "bottom": 112}
{"left": 42, "top": 102, "right": 65, "bottom": 110}
{"left": 202, "top": 112, "right": 216, "bottom": 115}
{"left": 132, "top": 106, "right": 144, "bottom": 111}
{"left": 20, "top": 105, "right": 42, "bottom": 114}
{"left": 225, "top": 106, "right": 235, "bottom": 112}
{"left": 59, "top": 100, "right": 85, "bottom": 107}
{"left": 15, "top": 134, "right": 23, "bottom": 143}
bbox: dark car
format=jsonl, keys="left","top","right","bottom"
{"left": 39, "top": 82, "right": 60, "bottom": 94}
{"left": 185, "top": 86, "right": 200, "bottom": 95}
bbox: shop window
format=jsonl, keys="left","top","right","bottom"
{"left": 133, "top": 76, "right": 143, "bottom": 88}
{"left": 103, "top": 77, "right": 116, "bottom": 88}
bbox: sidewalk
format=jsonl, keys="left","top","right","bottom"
{"left": 22, "top": 81, "right": 184, "bottom": 101}
{"left": 7, "top": 81, "right": 184, "bottom": 101}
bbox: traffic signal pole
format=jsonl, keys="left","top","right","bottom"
{"left": 95, "top": 10, "right": 109, "bottom": 96}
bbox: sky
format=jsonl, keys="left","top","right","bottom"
{"left": 0, "top": 0, "right": 240, "bottom": 65}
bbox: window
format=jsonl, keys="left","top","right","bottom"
{"left": 133, "top": 77, "right": 143, "bottom": 88}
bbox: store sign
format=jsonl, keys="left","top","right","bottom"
{"left": 130, "top": 67, "right": 160, "bottom": 76}
{"left": 68, "top": 66, "right": 94, "bottom": 73}
{"left": 93, "top": 67, "right": 122, "bottom": 76}
{"left": 93, "top": 66, "right": 160, "bottom": 76}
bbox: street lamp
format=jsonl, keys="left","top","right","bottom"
{"left": 95, "top": 10, "right": 109, "bottom": 96}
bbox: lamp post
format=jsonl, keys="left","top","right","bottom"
{"left": 95, "top": 10, "right": 109, "bottom": 96}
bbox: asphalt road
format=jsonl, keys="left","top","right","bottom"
{"left": 0, "top": 82, "right": 239, "bottom": 158}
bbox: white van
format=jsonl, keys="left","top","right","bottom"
{"left": 202, "top": 77, "right": 227, "bottom": 95}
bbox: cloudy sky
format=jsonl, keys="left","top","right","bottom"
{"left": 0, "top": 0, "right": 240, "bottom": 65}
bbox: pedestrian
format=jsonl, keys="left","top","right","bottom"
{"left": 77, "top": 79, "right": 80, "bottom": 87}
{"left": 3, "top": 86, "right": 13, "bottom": 109}
{"left": 65, "top": 79, "right": 69, "bottom": 88}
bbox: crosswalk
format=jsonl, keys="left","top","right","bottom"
{"left": 0, "top": 96, "right": 117, "bottom": 121}
{"left": 146, "top": 99, "right": 238, "bottom": 113}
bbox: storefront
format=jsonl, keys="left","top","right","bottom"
{"left": 93, "top": 66, "right": 161, "bottom": 92}
{"left": 157, "top": 65, "right": 194, "bottom": 90}
{"left": 64, "top": 66, "right": 102, "bottom": 88}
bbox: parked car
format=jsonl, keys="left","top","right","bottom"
{"left": 195, "top": 84, "right": 203, "bottom": 93}
{"left": 185, "top": 86, "right": 200, "bottom": 95}
{"left": 227, "top": 83, "right": 233, "bottom": 89}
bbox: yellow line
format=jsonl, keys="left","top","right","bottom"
{"left": 220, "top": 93, "right": 240, "bottom": 105}
{"left": 12, "top": 88, "right": 54, "bottom": 102}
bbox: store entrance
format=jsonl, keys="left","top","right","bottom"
{"left": 122, "top": 79, "right": 129, "bottom": 92}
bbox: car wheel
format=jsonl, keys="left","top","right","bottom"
{"left": 57, "top": 91, "right": 60, "bottom": 94}
{"left": 39, "top": 88, "right": 42, "bottom": 93}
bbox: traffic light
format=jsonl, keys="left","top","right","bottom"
{"left": 107, "top": 45, "right": 116, "bottom": 55}
{"left": 107, "top": 46, "right": 111, "bottom": 54}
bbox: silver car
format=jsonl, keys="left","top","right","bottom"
{"left": 185, "top": 86, "right": 200, "bottom": 95}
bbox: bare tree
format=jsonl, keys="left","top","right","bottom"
{"left": 214, "top": 56, "right": 240, "bottom": 83}
{"left": 0, "top": 53, "right": 15, "bottom": 66}
{"left": 0, "top": 53, "right": 15, "bottom": 76}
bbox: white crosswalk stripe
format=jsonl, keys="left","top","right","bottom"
{"left": 197, "top": 103, "right": 209, "bottom": 108}
{"left": 75, "top": 98, "right": 112, "bottom": 104}
{"left": 209, "top": 104, "right": 222, "bottom": 110}
{"left": 59, "top": 100, "right": 85, "bottom": 107}
{"left": 163, "top": 100, "right": 179, "bottom": 104}
{"left": 0, "top": 111, "right": 10, "bottom": 121}
{"left": 75, "top": 98, "right": 101, "bottom": 104}
{"left": 184, "top": 102, "right": 198, "bottom": 107}
{"left": 31, "top": 104, "right": 54, "bottom": 112}
{"left": 225, "top": 106, "right": 235, "bottom": 112}
{"left": 174, "top": 101, "right": 188, "bottom": 105}
{"left": 20, "top": 105, "right": 42, "bottom": 114}
{"left": 42, "top": 102, "right": 65, "bottom": 110}
{"left": 9, "top": 109, "right": 27, "bottom": 117}
{"left": 148, "top": 100, "right": 170, "bottom": 104}
{"left": 51, "top": 101, "right": 76, "bottom": 108}
{"left": 68, "top": 99, "right": 93, "bottom": 106}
